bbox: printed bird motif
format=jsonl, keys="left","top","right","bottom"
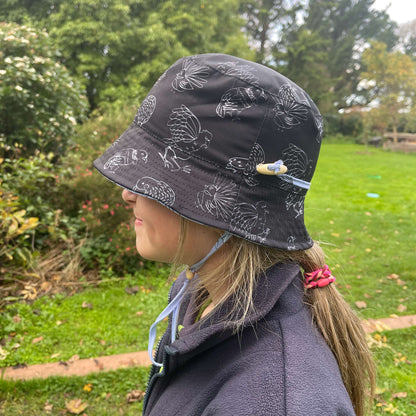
{"left": 196, "top": 175, "right": 238, "bottom": 220}
{"left": 159, "top": 105, "right": 212, "bottom": 173}
{"left": 226, "top": 143, "right": 265, "bottom": 186}
{"left": 280, "top": 143, "right": 313, "bottom": 217}
{"left": 231, "top": 201, "right": 270, "bottom": 243}
{"left": 134, "top": 95, "right": 156, "bottom": 127}
{"left": 216, "top": 62, "right": 260, "bottom": 86}
{"left": 133, "top": 177, "right": 176, "bottom": 207}
{"left": 272, "top": 84, "right": 309, "bottom": 131}
{"left": 103, "top": 148, "right": 147, "bottom": 173}
{"left": 216, "top": 87, "right": 265, "bottom": 120}
{"left": 172, "top": 58, "right": 210, "bottom": 92}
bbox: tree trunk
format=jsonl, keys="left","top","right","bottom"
{"left": 393, "top": 125, "right": 398, "bottom": 143}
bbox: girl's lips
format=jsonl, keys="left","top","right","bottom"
{"left": 135, "top": 218, "right": 143, "bottom": 226}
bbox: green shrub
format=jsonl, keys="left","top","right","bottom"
{"left": 0, "top": 22, "right": 87, "bottom": 158}
{"left": 0, "top": 183, "right": 39, "bottom": 267}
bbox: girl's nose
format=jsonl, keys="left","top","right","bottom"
{"left": 122, "top": 188, "right": 137, "bottom": 204}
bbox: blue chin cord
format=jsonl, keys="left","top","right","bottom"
{"left": 147, "top": 231, "right": 232, "bottom": 367}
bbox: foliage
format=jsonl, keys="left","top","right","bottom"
{"left": 240, "top": 0, "right": 301, "bottom": 64}
{"left": 275, "top": 28, "right": 333, "bottom": 110}
{"left": 59, "top": 106, "right": 141, "bottom": 273}
{"left": 302, "top": 0, "right": 398, "bottom": 110}
{"left": 398, "top": 19, "right": 416, "bottom": 60}
{"left": 1, "top": 152, "right": 82, "bottom": 248}
{"left": 0, "top": 23, "right": 87, "bottom": 158}
{"left": 3, "top": 0, "right": 252, "bottom": 111}
{"left": 0, "top": 183, "right": 39, "bottom": 267}
{"left": 360, "top": 41, "right": 416, "bottom": 140}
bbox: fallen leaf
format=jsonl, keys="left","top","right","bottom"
{"left": 65, "top": 399, "right": 88, "bottom": 414}
{"left": 355, "top": 301, "right": 367, "bottom": 309}
{"left": 32, "top": 336, "right": 43, "bottom": 344}
{"left": 397, "top": 304, "right": 407, "bottom": 313}
{"left": 364, "top": 293, "right": 372, "bottom": 298}
{"left": 125, "top": 286, "right": 139, "bottom": 295}
{"left": 44, "top": 400, "right": 53, "bottom": 413}
{"left": 136, "top": 311, "right": 144, "bottom": 316}
{"left": 126, "top": 389, "right": 145, "bottom": 403}
{"left": 40, "top": 281, "right": 52, "bottom": 292}
{"left": 12, "top": 315, "right": 21, "bottom": 323}
{"left": 396, "top": 279, "right": 406, "bottom": 286}
{"left": 83, "top": 383, "right": 93, "bottom": 392}
{"left": 387, "top": 273, "right": 399, "bottom": 280}
{"left": 68, "top": 354, "right": 80, "bottom": 364}
{"left": 391, "top": 392, "right": 407, "bottom": 399}
{"left": 82, "top": 301, "right": 93, "bottom": 309}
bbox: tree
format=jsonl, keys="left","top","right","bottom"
{"left": 360, "top": 41, "right": 416, "bottom": 141}
{"left": 0, "top": 23, "right": 87, "bottom": 158}
{"left": 2, "top": 0, "right": 252, "bottom": 111}
{"left": 274, "top": 28, "right": 334, "bottom": 111}
{"left": 302, "top": 0, "right": 398, "bottom": 109}
{"left": 398, "top": 19, "right": 416, "bottom": 60}
{"left": 240, "top": 0, "right": 301, "bottom": 64}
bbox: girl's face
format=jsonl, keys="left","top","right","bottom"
{"left": 122, "top": 189, "right": 220, "bottom": 265}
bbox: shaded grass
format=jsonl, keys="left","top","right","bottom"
{"left": 306, "top": 144, "right": 416, "bottom": 318}
{"left": 0, "top": 264, "right": 171, "bottom": 367}
{"left": 0, "top": 367, "right": 149, "bottom": 415}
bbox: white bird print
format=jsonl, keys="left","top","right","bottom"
{"left": 226, "top": 143, "right": 265, "bottom": 186}
{"left": 133, "top": 177, "right": 176, "bottom": 206}
{"left": 159, "top": 105, "right": 212, "bottom": 173}
{"left": 134, "top": 95, "right": 156, "bottom": 127}
{"left": 196, "top": 175, "right": 238, "bottom": 220}
{"left": 231, "top": 201, "right": 270, "bottom": 243}
{"left": 103, "top": 148, "right": 148, "bottom": 173}
{"left": 280, "top": 143, "right": 313, "bottom": 217}
{"left": 172, "top": 58, "right": 210, "bottom": 92}
{"left": 216, "top": 87, "right": 265, "bottom": 120}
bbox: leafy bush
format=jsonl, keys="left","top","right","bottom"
{"left": 0, "top": 22, "right": 87, "bottom": 158}
{"left": 0, "top": 183, "right": 39, "bottom": 267}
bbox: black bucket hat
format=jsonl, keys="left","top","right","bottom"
{"left": 93, "top": 53, "right": 323, "bottom": 250}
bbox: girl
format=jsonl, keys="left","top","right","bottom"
{"left": 94, "top": 54, "right": 375, "bottom": 416}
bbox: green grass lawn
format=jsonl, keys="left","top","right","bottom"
{"left": 0, "top": 265, "right": 171, "bottom": 367}
{"left": 306, "top": 144, "right": 416, "bottom": 319}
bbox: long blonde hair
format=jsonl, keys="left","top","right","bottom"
{"left": 173, "top": 219, "right": 376, "bottom": 416}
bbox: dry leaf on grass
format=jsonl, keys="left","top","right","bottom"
{"left": 32, "top": 336, "right": 43, "bottom": 344}
{"left": 355, "top": 301, "right": 367, "bottom": 309}
{"left": 391, "top": 392, "right": 407, "bottom": 399}
{"left": 65, "top": 399, "right": 88, "bottom": 414}
{"left": 126, "top": 390, "right": 145, "bottom": 403}
{"left": 397, "top": 304, "right": 407, "bottom": 313}
{"left": 387, "top": 273, "right": 399, "bottom": 280}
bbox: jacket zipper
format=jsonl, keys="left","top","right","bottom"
{"left": 142, "top": 281, "right": 175, "bottom": 414}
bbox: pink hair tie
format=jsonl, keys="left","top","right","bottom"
{"left": 303, "top": 265, "right": 335, "bottom": 289}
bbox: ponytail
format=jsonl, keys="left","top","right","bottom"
{"left": 301, "top": 244, "right": 376, "bottom": 416}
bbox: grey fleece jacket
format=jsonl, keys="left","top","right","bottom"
{"left": 142, "top": 262, "right": 355, "bottom": 416}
